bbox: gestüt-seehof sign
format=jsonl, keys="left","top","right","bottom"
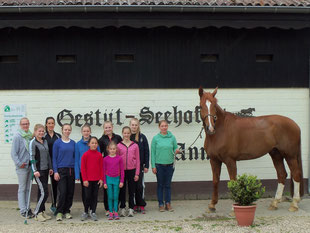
{"left": 57, "top": 106, "right": 255, "bottom": 162}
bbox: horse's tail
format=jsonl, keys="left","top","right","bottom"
{"left": 290, "top": 140, "right": 304, "bottom": 197}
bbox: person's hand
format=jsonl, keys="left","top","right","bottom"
{"left": 104, "top": 184, "right": 108, "bottom": 189}
{"left": 144, "top": 168, "right": 149, "bottom": 173}
{"left": 34, "top": 171, "right": 40, "bottom": 178}
{"left": 98, "top": 180, "right": 103, "bottom": 188}
{"left": 20, "top": 163, "right": 26, "bottom": 169}
{"left": 119, "top": 182, "right": 124, "bottom": 188}
{"left": 152, "top": 168, "right": 157, "bottom": 174}
{"left": 134, "top": 175, "right": 139, "bottom": 182}
{"left": 54, "top": 172, "right": 60, "bottom": 181}
{"left": 175, "top": 149, "right": 180, "bottom": 154}
{"left": 83, "top": 181, "right": 89, "bottom": 187}
{"left": 49, "top": 169, "right": 53, "bottom": 175}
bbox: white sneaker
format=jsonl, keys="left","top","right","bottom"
{"left": 65, "top": 213, "right": 72, "bottom": 219}
{"left": 119, "top": 208, "right": 126, "bottom": 217}
{"left": 90, "top": 213, "right": 98, "bottom": 221}
{"left": 35, "top": 212, "right": 46, "bottom": 222}
{"left": 81, "top": 212, "right": 88, "bottom": 221}
{"left": 128, "top": 208, "right": 134, "bottom": 217}
{"left": 42, "top": 211, "right": 52, "bottom": 220}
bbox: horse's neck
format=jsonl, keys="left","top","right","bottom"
{"left": 215, "top": 104, "right": 225, "bottom": 119}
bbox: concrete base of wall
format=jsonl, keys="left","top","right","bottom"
{"left": 1, "top": 179, "right": 308, "bottom": 202}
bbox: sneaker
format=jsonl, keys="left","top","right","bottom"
{"left": 119, "top": 208, "right": 126, "bottom": 217}
{"left": 27, "top": 209, "right": 35, "bottom": 219}
{"left": 65, "top": 213, "right": 72, "bottom": 219}
{"left": 108, "top": 212, "right": 113, "bottom": 220}
{"left": 42, "top": 211, "right": 52, "bottom": 220}
{"left": 165, "top": 203, "right": 174, "bottom": 212}
{"left": 140, "top": 206, "right": 145, "bottom": 214}
{"left": 35, "top": 212, "right": 46, "bottom": 222}
{"left": 128, "top": 208, "right": 134, "bottom": 217}
{"left": 80, "top": 212, "right": 88, "bottom": 221}
{"left": 50, "top": 205, "right": 57, "bottom": 215}
{"left": 133, "top": 206, "right": 138, "bottom": 213}
{"left": 114, "top": 212, "right": 120, "bottom": 220}
{"left": 159, "top": 206, "right": 165, "bottom": 212}
{"left": 20, "top": 212, "right": 27, "bottom": 218}
{"left": 56, "top": 213, "right": 63, "bottom": 221}
{"left": 90, "top": 213, "right": 98, "bottom": 221}
{"left": 105, "top": 210, "right": 110, "bottom": 216}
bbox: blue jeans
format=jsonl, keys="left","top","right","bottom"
{"left": 155, "top": 164, "right": 174, "bottom": 207}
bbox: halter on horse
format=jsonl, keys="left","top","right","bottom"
{"left": 199, "top": 87, "right": 304, "bottom": 212}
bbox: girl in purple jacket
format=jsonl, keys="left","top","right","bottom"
{"left": 117, "top": 126, "right": 140, "bottom": 217}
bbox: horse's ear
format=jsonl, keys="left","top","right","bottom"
{"left": 212, "top": 87, "right": 218, "bottom": 97}
{"left": 199, "top": 86, "right": 204, "bottom": 97}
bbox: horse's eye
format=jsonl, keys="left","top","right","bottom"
{"left": 214, "top": 116, "right": 217, "bottom": 121}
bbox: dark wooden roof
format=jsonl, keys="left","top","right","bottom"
{"left": 0, "top": 0, "right": 310, "bottom": 6}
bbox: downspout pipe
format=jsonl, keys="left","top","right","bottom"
{"left": 0, "top": 5, "right": 310, "bottom": 14}
{"left": 309, "top": 57, "right": 310, "bottom": 194}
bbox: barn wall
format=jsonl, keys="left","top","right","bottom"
{"left": 0, "top": 27, "right": 309, "bottom": 89}
{"left": 1, "top": 88, "right": 308, "bottom": 188}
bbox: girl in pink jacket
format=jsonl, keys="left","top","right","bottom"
{"left": 117, "top": 126, "right": 140, "bottom": 217}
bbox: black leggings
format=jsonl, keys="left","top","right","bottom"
{"left": 84, "top": 181, "right": 99, "bottom": 213}
{"left": 119, "top": 169, "right": 136, "bottom": 209}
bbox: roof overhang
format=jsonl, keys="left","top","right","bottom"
{"left": 0, "top": 5, "right": 310, "bottom": 14}
{"left": 0, "top": 5, "right": 310, "bottom": 29}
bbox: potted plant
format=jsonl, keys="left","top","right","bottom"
{"left": 227, "top": 173, "right": 265, "bottom": 226}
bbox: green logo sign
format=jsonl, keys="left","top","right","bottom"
{"left": 4, "top": 105, "right": 10, "bottom": 112}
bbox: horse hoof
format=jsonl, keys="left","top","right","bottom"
{"left": 207, "top": 208, "right": 216, "bottom": 213}
{"left": 288, "top": 206, "right": 298, "bottom": 212}
{"left": 268, "top": 205, "right": 278, "bottom": 211}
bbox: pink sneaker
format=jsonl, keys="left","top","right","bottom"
{"left": 140, "top": 206, "right": 145, "bottom": 214}
{"left": 133, "top": 206, "right": 138, "bottom": 213}
{"left": 108, "top": 212, "right": 113, "bottom": 220}
{"left": 114, "top": 212, "right": 120, "bottom": 220}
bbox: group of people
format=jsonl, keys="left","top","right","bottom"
{"left": 11, "top": 116, "right": 180, "bottom": 222}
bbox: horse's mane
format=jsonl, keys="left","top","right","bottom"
{"left": 214, "top": 100, "right": 238, "bottom": 120}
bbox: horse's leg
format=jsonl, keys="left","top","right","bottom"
{"left": 285, "top": 158, "right": 302, "bottom": 212}
{"left": 268, "top": 151, "right": 287, "bottom": 210}
{"left": 225, "top": 159, "right": 237, "bottom": 180}
{"left": 208, "top": 158, "right": 222, "bottom": 213}
{"left": 225, "top": 159, "right": 237, "bottom": 217}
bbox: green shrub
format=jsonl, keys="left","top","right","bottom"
{"left": 227, "top": 174, "right": 265, "bottom": 206}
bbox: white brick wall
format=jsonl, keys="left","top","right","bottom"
{"left": 0, "top": 88, "right": 309, "bottom": 184}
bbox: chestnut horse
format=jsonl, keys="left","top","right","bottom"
{"left": 199, "top": 87, "right": 304, "bottom": 212}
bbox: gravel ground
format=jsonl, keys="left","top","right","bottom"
{"left": 0, "top": 197, "right": 309, "bottom": 233}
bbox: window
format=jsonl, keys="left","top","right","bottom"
{"left": 114, "top": 54, "right": 135, "bottom": 63}
{"left": 56, "top": 55, "right": 77, "bottom": 63}
{"left": 256, "top": 54, "right": 273, "bottom": 63}
{"left": 201, "top": 54, "right": 219, "bottom": 63}
{"left": 0, "top": 55, "right": 18, "bottom": 63}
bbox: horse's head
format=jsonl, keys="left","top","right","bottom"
{"left": 199, "top": 87, "right": 218, "bottom": 135}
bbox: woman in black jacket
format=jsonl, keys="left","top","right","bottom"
{"left": 44, "top": 117, "right": 61, "bottom": 214}
{"left": 129, "top": 118, "right": 150, "bottom": 214}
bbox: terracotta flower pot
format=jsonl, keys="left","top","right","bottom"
{"left": 233, "top": 204, "right": 256, "bottom": 226}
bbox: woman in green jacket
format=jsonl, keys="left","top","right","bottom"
{"left": 151, "top": 120, "right": 180, "bottom": 212}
